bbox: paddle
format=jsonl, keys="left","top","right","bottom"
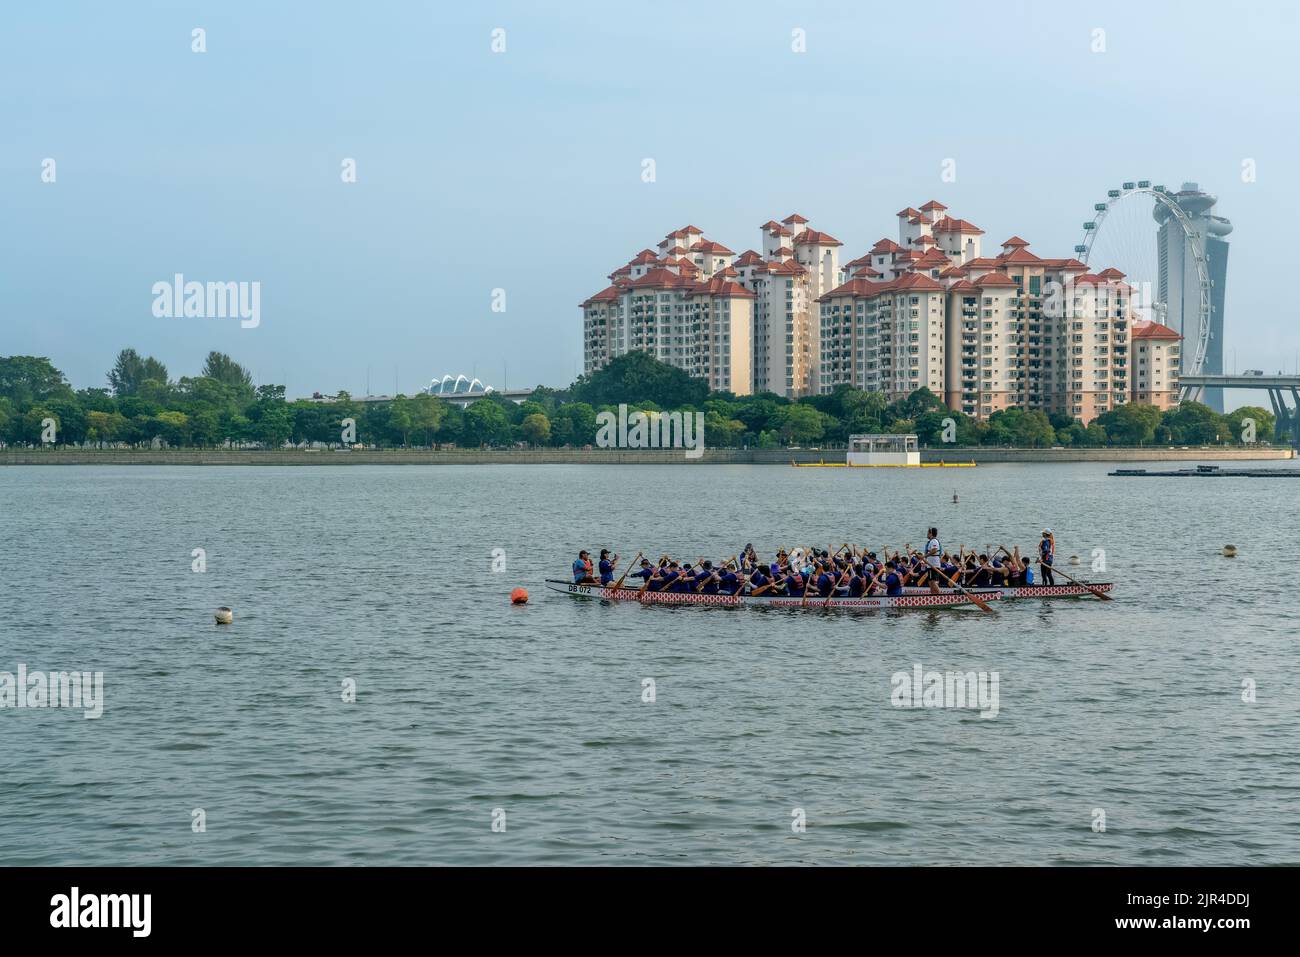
{"left": 822, "top": 558, "right": 855, "bottom": 607}
{"left": 1010, "top": 543, "right": 1111, "bottom": 600}
{"left": 695, "top": 555, "right": 737, "bottom": 592}
{"left": 799, "top": 563, "right": 817, "bottom": 607}
{"left": 611, "top": 551, "right": 642, "bottom": 591}
{"left": 906, "top": 548, "right": 993, "bottom": 614}
{"left": 639, "top": 555, "right": 670, "bottom": 593}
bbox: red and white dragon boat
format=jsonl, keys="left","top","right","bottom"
{"left": 545, "top": 579, "right": 1111, "bottom": 609}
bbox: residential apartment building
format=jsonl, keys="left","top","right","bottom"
{"left": 582, "top": 216, "right": 837, "bottom": 398}
{"left": 583, "top": 203, "right": 1180, "bottom": 422}
{"left": 581, "top": 227, "right": 754, "bottom": 394}
{"left": 1130, "top": 319, "right": 1182, "bottom": 409}
{"left": 817, "top": 201, "right": 1162, "bottom": 423}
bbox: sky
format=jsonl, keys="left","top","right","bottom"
{"left": 3, "top": 0, "right": 1298, "bottom": 408}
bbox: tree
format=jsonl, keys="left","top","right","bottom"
{"left": 409, "top": 394, "right": 446, "bottom": 446}
{"left": 1223, "top": 405, "right": 1275, "bottom": 444}
{"left": 0, "top": 356, "right": 72, "bottom": 406}
{"left": 775, "top": 404, "right": 825, "bottom": 445}
{"left": 1162, "top": 401, "right": 1225, "bottom": 445}
{"left": 202, "top": 352, "right": 254, "bottom": 389}
{"left": 108, "top": 349, "right": 169, "bottom": 396}
{"left": 461, "top": 399, "right": 512, "bottom": 447}
{"left": 1096, "top": 403, "right": 1160, "bottom": 446}
{"left": 1013, "top": 410, "right": 1056, "bottom": 448}
{"left": 551, "top": 402, "right": 597, "bottom": 447}
{"left": 570, "top": 350, "right": 708, "bottom": 409}
{"left": 520, "top": 412, "right": 551, "bottom": 446}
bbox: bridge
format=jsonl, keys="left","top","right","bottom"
{"left": 1180, "top": 374, "right": 1300, "bottom": 445}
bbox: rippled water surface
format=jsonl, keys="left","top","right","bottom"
{"left": 1, "top": 463, "right": 1297, "bottom": 865}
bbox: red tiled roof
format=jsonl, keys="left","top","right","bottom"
{"left": 690, "top": 239, "right": 735, "bottom": 255}
{"left": 973, "top": 272, "right": 1018, "bottom": 288}
{"left": 896, "top": 207, "right": 922, "bottom": 218}
{"left": 870, "top": 238, "right": 903, "bottom": 254}
{"left": 793, "top": 229, "right": 842, "bottom": 247}
{"left": 816, "top": 271, "right": 945, "bottom": 301}
{"left": 759, "top": 220, "right": 782, "bottom": 230}
{"left": 687, "top": 277, "right": 756, "bottom": 299}
{"left": 956, "top": 257, "right": 1005, "bottom": 272}
{"left": 581, "top": 285, "right": 623, "bottom": 306}
{"left": 998, "top": 247, "right": 1042, "bottom": 264}
{"left": 734, "top": 249, "right": 764, "bottom": 266}
{"left": 1000, "top": 236, "right": 1030, "bottom": 248}
{"left": 627, "top": 267, "right": 698, "bottom": 290}
{"left": 1040, "top": 258, "right": 1088, "bottom": 271}
{"left": 920, "top": 200, "right": 948, "bottom": 211}
{"left": 756, "top": 260, "right": 807, "bottom": 276}
{"left": 1097, "top": 267, "right": 1126, "bottom": 279}
{"left": 782, "top": 213, "right": 809, "bottom": 224}
{"left": 851, "top": 266, "right": 882, "bottom": 278}
{"left": 630, "top": 249, "right": 659, "bottom": 264}
{"left": 932, "top": 216, "right": 985, "bottom": 235}
{"left": 1131, "top": 320, "right": 1181, "bottom": 340}
{"left": 892, "top": 272, "right": 944, "bottom": 292}
{"left": 774, "top": 246, "right": 793, "bottom": 257}
{"left": 819, "top": 278, "right": 881, "bottom": 300}
{"left": 948, "top": 280, "right": 980, "bottom": 293}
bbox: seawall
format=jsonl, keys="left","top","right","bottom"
{"left": 1, "top": 447, "right": 1293, "bottom": 466}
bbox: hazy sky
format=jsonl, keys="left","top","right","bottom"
{"left": 4, "top": 0, "right": 1297, "bottom": 406}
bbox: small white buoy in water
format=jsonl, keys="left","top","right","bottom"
{"left": 1223, "top": 545, "right": 1238, "bottom": 558}
{"left": 214, "top": 606, "right": 233, "bottom": 625}
{"left": 1068, "top": 555, "right": 1081, "bottom": 566}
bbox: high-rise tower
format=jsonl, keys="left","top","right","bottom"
{"left": 1155, "top": 183, "right": 1232, "bottom": 410}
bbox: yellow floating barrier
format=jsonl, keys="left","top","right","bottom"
{"left": 791, "top": 460, "right": 976, "bottom": 468}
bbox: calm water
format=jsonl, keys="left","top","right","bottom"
{"left": 2, "top": 462, "right": 1298, "bottom": 866}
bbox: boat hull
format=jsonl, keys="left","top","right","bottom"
{"left": 976, "top": 583, "right": 1113, "bottom": 599}
{"left": 546, "top": 580, "right": 997, "bottom": 610}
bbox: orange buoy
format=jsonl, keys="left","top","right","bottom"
{"left": 510, "top": 587, "right": 529, "bottom": 605}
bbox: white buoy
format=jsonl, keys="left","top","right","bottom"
{"left": 214, "top": 606, "right": 233, "bottom": 624}
{"left": 1068, "top": 555, "right": 1081, "bottom": 566}
{"left": 1223, "top": 545, "right": 1238, "bottom": 558}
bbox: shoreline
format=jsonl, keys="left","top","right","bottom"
{"left": 1, "top": 447, "right": 1293, "bottom": 466}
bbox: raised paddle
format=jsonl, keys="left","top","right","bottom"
{"left": 1009, "top": 543, "right": 1112, "bottom": 600}
{"left": 799, "top": 564, "right": 816, "bottom": 606}
{"left": 822, "top": 559, "right": 855, "bottom": 607}
{"left": 906, "top": 548, "right": 994, "bottom": 614}
{"left": 611, "top": 551, "right": 643, "bottom": 591}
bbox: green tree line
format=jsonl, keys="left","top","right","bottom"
{"left": 0, "top": 349, "right": 1278, "bottom": 450}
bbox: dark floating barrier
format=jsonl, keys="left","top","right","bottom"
{"left": 1110, "top": 464, "right": 1300, "bottom": 478}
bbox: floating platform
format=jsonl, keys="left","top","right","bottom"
{"left": 1110, "top": 465, "right": 1300, "bottom": 478}
{"left": 792, "top": 460, "right": 976, "bottom": 468}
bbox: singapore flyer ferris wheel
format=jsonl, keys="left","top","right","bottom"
{"left": 1075, "top": 180, "right": 1213, "bottom": 377}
